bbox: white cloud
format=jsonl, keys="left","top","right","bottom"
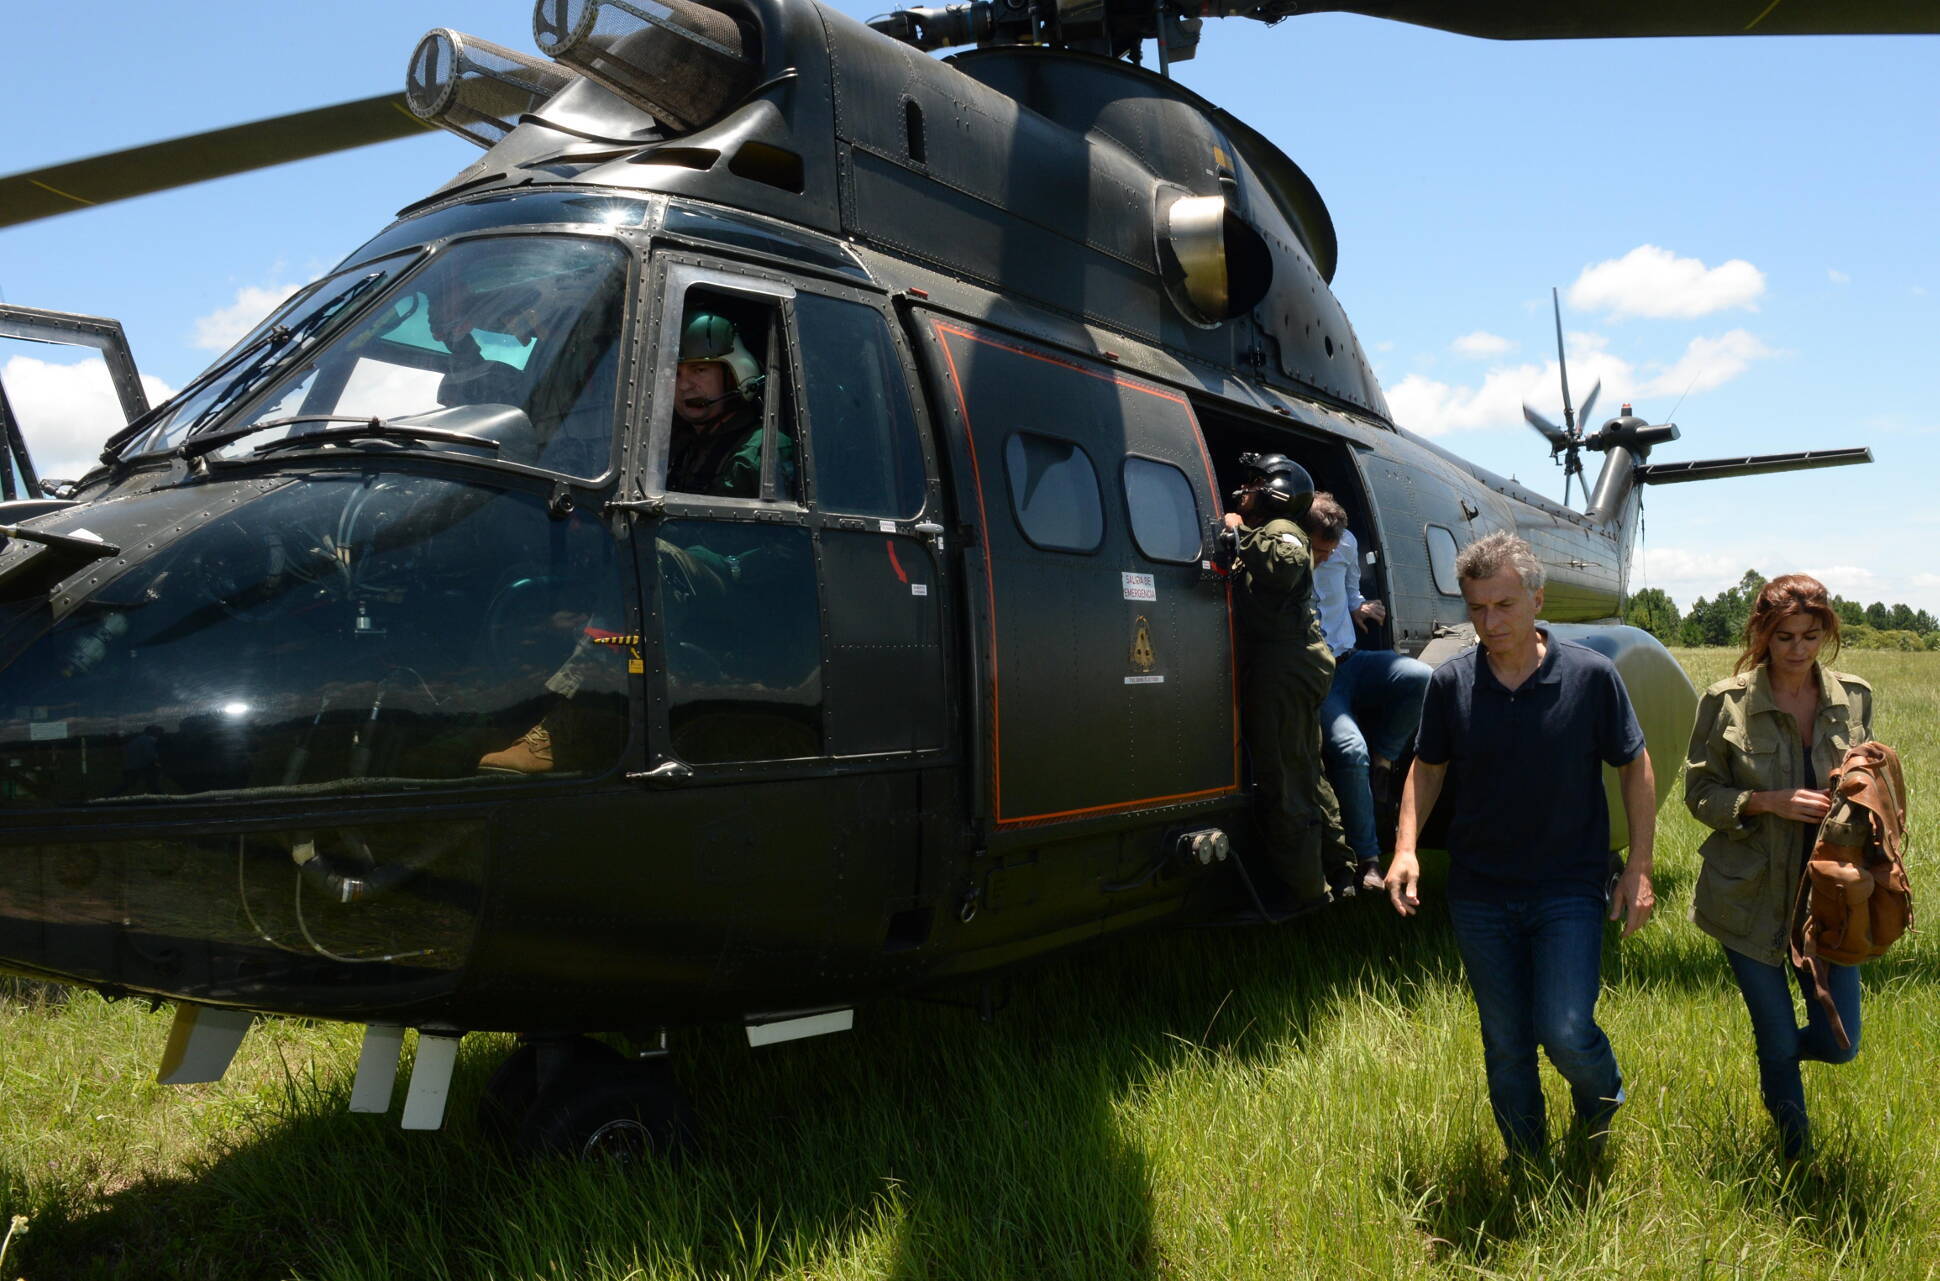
{"left": 1828, "top": 268, "right": 1851, "bottom": 285}
{"left": 1629, "top": 546, "right": 1746, "bottom": 598}
{"left": 1628, "top": 548, "right": 1940, "bottom": 618}
{"left": 191, "top": 282, "right": 301, "bottom": 352}
{"left": 1, "top": 355, "right": 174, "bottom": 480}
{"left": 1567, "top": 245, "right": 1765, "bottom": 320}
{"left": 1635, "top": 330, "right": 1779, "bottom": 399}
{"left": 1386, "top": 364, "right": 1551, "bottom": 437}
{"left": 1389, "top": 337, "right": 1638, "bottom": 437}
{"left": 1451, "top": 330, "right": 1515, "bottom": 359}
{"left": 1389, "top": 326, "right": 1775, "bottom": 437}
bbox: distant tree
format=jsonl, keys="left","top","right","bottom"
{"left": 1866, "top": 601, "right": 1891, "bottom": 629}
{"left": 1680, "top": 570, "right": 1767, "bottom": 648}
{"left": 1682, "top": 594, "right": 1735, "bottom": 648}
{"left": 1831, "top": 595, "right": 1866, "bottom": 627}
{"left": 1625, "top": 587, "right": 1681, "bottom": 642}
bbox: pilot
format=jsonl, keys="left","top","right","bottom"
{"left": 665, "top": 311, "right": 794, "bottom": 498}
{"left": 1220, "top": 452, "right": 1355, "bottom": 911}
{"left": 427, "top": 278, "right": 545, "bottom": 412}
{"left": 476, "top": 309, "right": 787, "bottom": 775}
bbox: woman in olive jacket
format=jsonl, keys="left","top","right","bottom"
{"left": 1684, "top": 573, "right": 1873, "bottom": 1162}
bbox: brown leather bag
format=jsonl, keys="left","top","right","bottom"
{"left": 1790, "top": 740, "right": 1912, "bottom": 1050}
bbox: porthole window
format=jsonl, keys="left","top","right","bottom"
{"left": 1426, "top": 524, "right": 1461, "bottom": 596}
{"left": 1004, "top": 431, "right": 1103, "bottom": 553}
{"left": 1123, "top": 457, "right": 1201, "bottom": 563}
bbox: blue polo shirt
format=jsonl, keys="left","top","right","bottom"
{"left": 1415, "top": 630, "right": 1646, "bottom": 901}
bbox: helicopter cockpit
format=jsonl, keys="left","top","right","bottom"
{"left": 0, "top": 228, "right": 640, "bottom": 812}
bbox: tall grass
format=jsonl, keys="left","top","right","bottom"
{"left": 3, "top": 649, "right": 1937, "bottom": 1279}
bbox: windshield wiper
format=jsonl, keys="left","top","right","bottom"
{"left": 127, "top": 271, "right": 390, "bottom": 464}
{"left": 181, "top": 414, "right": 500, "bottom": 460}
{"left": 248, "top": 415, "right": 502, "bottom": 455}
{"left": 97, "top": 321, "right": 294, "bottom": 464}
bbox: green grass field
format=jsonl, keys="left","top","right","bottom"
{"left": 5, "top": 649, "right": 1938, "bottom": 1280}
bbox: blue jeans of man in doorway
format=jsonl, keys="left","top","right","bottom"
{"left": 1721, "top": 945, "right": 1860, "bottom": 1161}
{"left": 1446, "top": 893, "right": 1624, "bottom": 1157}
{"left": 1319, "top": 648, "right": 1431, "bottom": 864}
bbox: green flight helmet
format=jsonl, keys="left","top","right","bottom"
{"left": 679, "top": 311, "right": 763, "bottom": 398}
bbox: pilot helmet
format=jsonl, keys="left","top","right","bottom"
{"left": 1237, "top": 451, "right": 1315, "bottom": 520}
{"left": 679, "top": 312, "right": 763, "bottom": 399}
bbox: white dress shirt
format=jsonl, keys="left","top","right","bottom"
{"left": 1312, "top": 526, "right": 1364, "bottom": 655}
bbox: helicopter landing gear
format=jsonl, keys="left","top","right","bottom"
{"left": 479, "top": 1036, "right": 696, "bottom": 1163}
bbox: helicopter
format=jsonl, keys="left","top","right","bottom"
{"left": 0, "top": 0, "right": 1920, "bottom": 1159}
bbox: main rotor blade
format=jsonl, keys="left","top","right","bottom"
{"left": 1522, "top": 404, "right": 1569, "bottom": 450}
{"left": 0, "top": 93, "right": 437, "bottom": 230}
{"left": 1293, "top": 0, "right": 1940, "bottom": 38}
{"left": 1577, "top": 381, "right": 1601, "bottom": 434}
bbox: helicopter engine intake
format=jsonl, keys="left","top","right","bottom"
{"left": 406, "top": 28, "right": 580, "bottom": 149}
{"left": 532, "top": 0, "right": 758, "bottom": 134}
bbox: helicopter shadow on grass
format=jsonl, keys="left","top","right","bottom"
{"left": 11, "top": 872, "right": 1465, "bottom": 1280}
{"left": 14, "top": 854, "right": 1702, "bottom": 1280}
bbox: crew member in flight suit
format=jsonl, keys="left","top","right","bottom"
{"left": 1222, "top": 452, "right": 1355, "bottom": 909}
{"left": 477, "top": 311, "right": 787, "bottom": 774}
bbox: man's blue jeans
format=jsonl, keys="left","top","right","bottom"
{"left": 1319, "top": 649, "right": 1430, "bottom": 863}
{"left": 1721, "top": 944, "right": 1860, "bottom": 1159}
{"left": 1446, "top": 893, "right": 1623, "bottom": 1156}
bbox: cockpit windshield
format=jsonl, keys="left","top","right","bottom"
{"left": 137, "top": 235, "right": 632, "bottom": 481}
{"left": 124, "top": 257, "right": 414, "bottom": 459}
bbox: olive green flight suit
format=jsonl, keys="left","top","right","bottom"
{"left": 1231, "top": 515, "right": 1354, "bottom": 901}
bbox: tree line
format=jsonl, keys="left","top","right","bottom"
{"left": 1623, "top": 571, "right": 1940, "bottom": 651}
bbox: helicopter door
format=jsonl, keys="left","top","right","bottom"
{"left": 627, "top": 260, "right": 950, "bottom": 968}
{"left": 915, "top": 317, "right": 1236, "bottom": 829}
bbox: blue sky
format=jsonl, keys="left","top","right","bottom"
{"left": 3, "top": 2, "right": 1935, "bottom": 616}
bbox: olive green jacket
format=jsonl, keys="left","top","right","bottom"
{"left": 1231, "top": 517, "right": 1329, "bottom": 652}
{"left": 1684, "top": 662, "right": 1874, "bottom": 965}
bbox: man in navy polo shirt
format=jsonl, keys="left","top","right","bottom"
{"left": 1384, "top": 531, "right": 1657, "bottom": 1162}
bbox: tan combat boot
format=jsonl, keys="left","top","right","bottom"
{"left": 477, "top": 724, "right": 554, "bottom": 774}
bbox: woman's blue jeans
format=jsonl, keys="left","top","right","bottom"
{"left": 1447, "top": 893, "right": 1624, "bottom": 1156}
{"left": 1721, "top": 944, "right": 1861, "bottom": 1159}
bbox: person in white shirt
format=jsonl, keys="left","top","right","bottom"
{"left": 1300, "top": 493, "right": 1432, "bottom": 892}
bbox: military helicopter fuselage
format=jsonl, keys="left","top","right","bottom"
{"left": 0, "top": 0, "right": 1887, "bottom": 1133}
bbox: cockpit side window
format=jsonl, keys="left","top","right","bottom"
{"left": 661, "top": 287, "right": 798, "bottom": 502}
{"left": 794, "top": 293, "right": 924, "bottom": 519}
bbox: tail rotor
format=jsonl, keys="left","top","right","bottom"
{"left": 1521, "top": 287, "right": 1603, "bottom": 509}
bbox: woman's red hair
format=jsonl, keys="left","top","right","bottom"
{"left": 1735, "top": 573, "right": 1842, "bottom": 674}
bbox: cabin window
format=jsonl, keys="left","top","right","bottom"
{"left": 1003, "top": 431, "right": 1103, "bottom": 553}
{"left": 1426, "top": 524, "right": 1461, "bottom": 595}
{"left": 656, "top": 520, "right": 823, "bottom": 763}
{"left": 796, "top": 293, "right": 926, "bottom": 518}
{"left": 1122, "top": 457, "right": 1201, "bottom": 563}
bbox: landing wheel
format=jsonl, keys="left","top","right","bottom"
{"left": 517, "top": 1055, "right": 696, "bottom": 1164}
{"left": 476, "top": 1035, "right": 621, "bottom": 1148}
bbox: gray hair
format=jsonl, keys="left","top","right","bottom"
{"left": 1455, "top": 530, "right": 1545, "bottom": 593}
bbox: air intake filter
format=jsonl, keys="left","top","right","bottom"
{"left": 532, "top": 0, "right": 757, "bottom": 134}
{"left": 406, "top": 28, "right": 579, "bottom": 147}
